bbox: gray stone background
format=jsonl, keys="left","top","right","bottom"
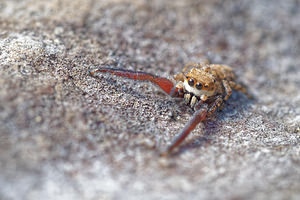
{"left": 0, "top": 0, "right": 299, "bottom": 199}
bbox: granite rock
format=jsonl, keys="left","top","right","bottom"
{"left": 0, "top": 0, "right": 299, "bottom": 200}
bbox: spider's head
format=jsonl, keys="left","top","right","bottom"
{"left": 183, "top": 68, "right": 217, "bottom": 98}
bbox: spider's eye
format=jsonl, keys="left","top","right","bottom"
{"left": 188, "top": 78, "right": 195, "bottom": 86}
{"left": 196, "top": 82, "right": 203, "bottom": 90}
{"left": 204, "top": 83, "right": 209, "bottom": 88}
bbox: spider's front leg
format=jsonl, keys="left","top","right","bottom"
{"left": 162, "top": 95, "right": 224, "bottom": 156}
{"left": 90, "top": 67, "right": 183, "bottom": 97}
{"left": 161, "top": 103, "right": 208, "bottom": 156}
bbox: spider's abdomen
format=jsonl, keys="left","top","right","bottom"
{"left": 209, "top": 64, "right": 236, "bottom": 82}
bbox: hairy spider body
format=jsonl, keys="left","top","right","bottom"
{"left": 90, "top": 61, "right": 250, "bottom": 155}
{"left": 174, "top": 63, "right": 245, "bottom": 110}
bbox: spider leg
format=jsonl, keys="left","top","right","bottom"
{"left": 229, "top": 81, "right": 252, "bottom": 99}
{"left": 161, "top": 104, "right": 208, "bottom": 155}
{"left": 162, "top": 95, "right": 224, "bottom": 155}
{"left": 222, "top": 79, "right": 232, "bottom": 101}
{"left": 207, "top": 95, "right": 224, "bottom": 117}
{"left": 90, "top": 67, "right": 182, "bottom": 97}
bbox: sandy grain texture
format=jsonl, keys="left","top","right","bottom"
{"left": 0, "top": 0, "right": 299, "bottom": 200}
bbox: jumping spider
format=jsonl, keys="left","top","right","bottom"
{"left": 90, "top": 60, "right": 251, "bottom": 155}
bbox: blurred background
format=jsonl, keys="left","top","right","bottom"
{"left": 0, "top": 0, "right": 299, "bottom": 199}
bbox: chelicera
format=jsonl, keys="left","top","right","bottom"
{"left": 90, "top": 60, "right": 251, "bottom": 155}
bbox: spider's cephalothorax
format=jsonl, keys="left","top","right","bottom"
{"left": 89, "top": 61, "right": 250, "bottom": 155}
{"left": 173, "top": 62, "right": 245, "bottom": 111}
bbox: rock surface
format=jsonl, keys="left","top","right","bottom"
{"left": 0, "top": 0, "right": 299, "bottom": 199}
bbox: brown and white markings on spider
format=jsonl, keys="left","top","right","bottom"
{"left": 89, "top": 61, "right": 251, "bottom": 156}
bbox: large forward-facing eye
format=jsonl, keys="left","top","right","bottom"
{"left": 196, "top": 82, "right": 203, "bottom": 90}
{"left": 188, "top": 78, "right": 195, "bottom": 86}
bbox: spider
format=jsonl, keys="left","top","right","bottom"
{"left": 89, "top": 60, "right": 251, "bottom": 155}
